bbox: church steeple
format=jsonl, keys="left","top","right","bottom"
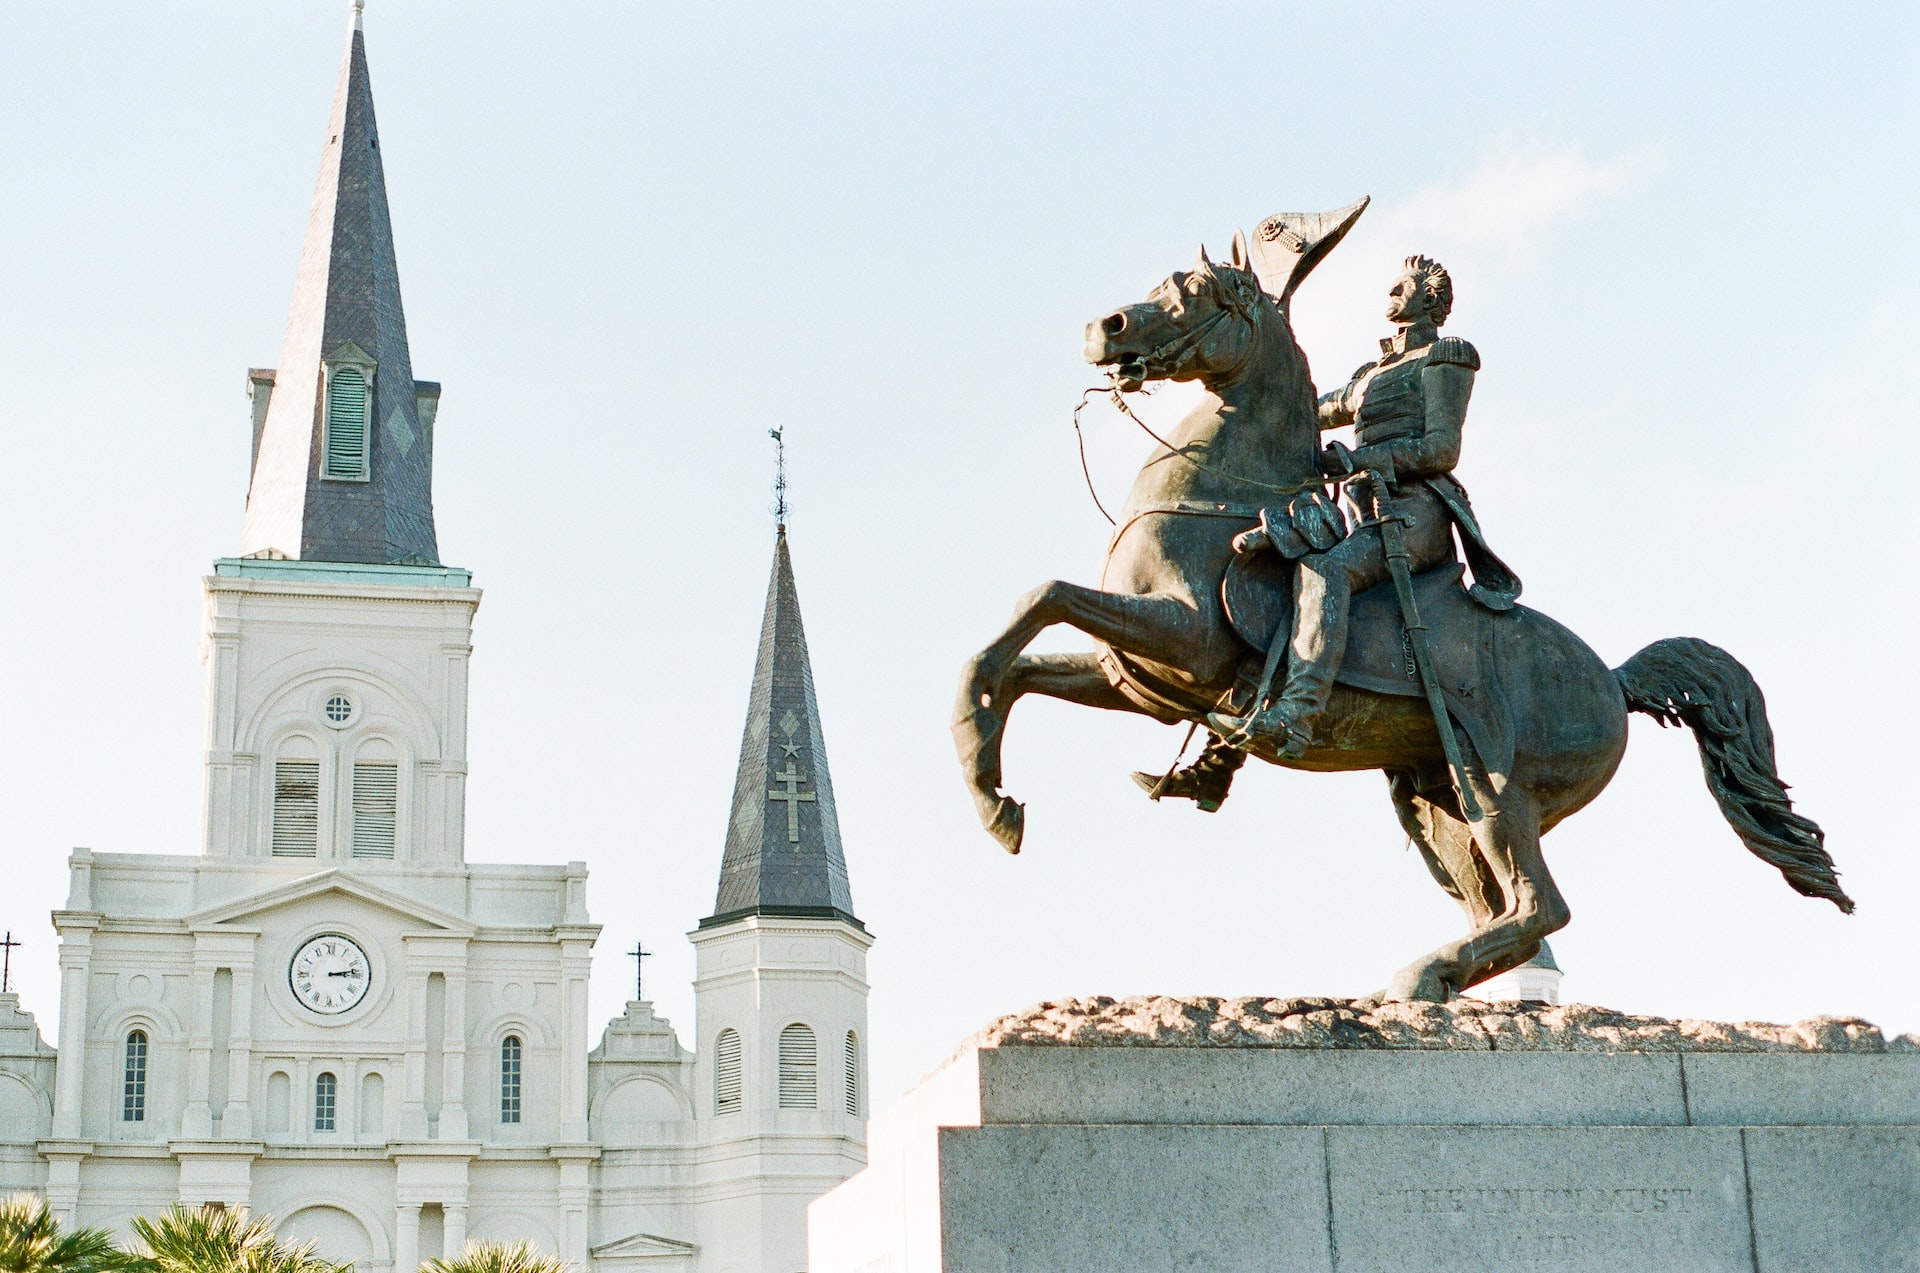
{"left": 703, "top": 527, "right": 861, "bottom": 929}
{"left": 239, "top": 6, "right": 440, "bottom": 565}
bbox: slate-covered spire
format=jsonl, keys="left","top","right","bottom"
{"left": 703, "top": 529, "right": 861, "bottom": 929}
{"left": 239, "top": 6, "right": 440, "bottom": 565}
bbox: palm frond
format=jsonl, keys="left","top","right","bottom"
{"left": 0, "top": 1192, "right": 142, "bottom": 1272}
{"left": 127, "top": 1207, "right": 345, "bottom": 1273}
{"left": 419, "top": 1241, "right": 569, "bottom": 1273}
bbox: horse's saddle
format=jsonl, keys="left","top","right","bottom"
{"left": 1222, "top": 554, "right": 1516, "bottom": 776}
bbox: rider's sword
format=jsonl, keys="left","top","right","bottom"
{"left": 1365, "top": 469, "right": 1486, "bottom": 824}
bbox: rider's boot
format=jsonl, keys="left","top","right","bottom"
{"left": 1132, "top": 734, "right": 1246, "bottom": 811}
{"left": 1207, "top": 561, "right": 1352, "bottom": 758}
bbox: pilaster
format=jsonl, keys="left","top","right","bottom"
{"left": 559, "top": 929, "right": 595, "bottom": 1143}
{"left": 181, "top": 963, "right": 216, "bottom": 1139}
{"left": 49, "top": 912, "right": 97, "bottom": 1139}
{"left": 224, "top": 959, "right": 256, "bottom": 1139}
{"left": 36, "top": 1145, "right": 87, "bottom": 1231}
{"left": 437, "top": 956, "right": 469, "bottom": 1141}
{"left": 551, "top": 1145, "right": 600, "bottom": 1266}
{"left": 394, "top": 1203, "right": 420, "bottom": 1273}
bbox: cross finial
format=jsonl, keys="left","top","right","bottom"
{"left": 0, "top": 932, "right": 18, "bottom": 995}
{"left": 627, "top": 940, "right": 652, "bottom": 1001}
{"left": 768, "top": 426, "right": 788, "bottom": 532}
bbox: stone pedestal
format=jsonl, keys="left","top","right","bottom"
{"left": 809, "top": 997, "right": 1920, "bottom": 1273}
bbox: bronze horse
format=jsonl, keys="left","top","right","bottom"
{"left": 952, "top": 212, "right": 1847, "bottom": 1002}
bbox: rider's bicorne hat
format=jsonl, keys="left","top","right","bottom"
{"left": 1248, "top": 196, "right": 1370, "bottom": 301}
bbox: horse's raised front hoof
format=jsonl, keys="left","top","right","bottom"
{"left": 988, "top": 798, "right": 1025, "bottom": 855}
{"left": 1381, "top": 962, "right": 1453, "bottom": 1004}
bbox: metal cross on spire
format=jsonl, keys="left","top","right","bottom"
{"left": 769, "top": 426, "right": 788, "bottom": 531}
{"left": 627, "top": 940, "right": 652, "bottom": 1001}
{"left": 0, "top": 931, "right": 18, "bottom": 995}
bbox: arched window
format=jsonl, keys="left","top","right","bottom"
{"left": 314, "top": 1071, "right": 337, "bottom": 1131}
{"left": 500, "top": 1035, "right": 522, "bottom": 1124}
{"left": 323, "top": 366, "right": 370, "bottom": 479}
{"left": 122, "top": 1031, "right": 148, "bottom": 1122}
{"left": 713, "top": 1029, "right": 742, "bottom": 1116}
{"left": 843, "top": 1030, "right": 861, "bottom": 1118}
{"left": 778, "top": 1023, "right": 817, "bottom": 1110}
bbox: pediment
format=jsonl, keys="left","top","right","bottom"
{"left": 187, "top": 869, "right": 475, "bottom": 934}
{"left": 591, "top": 1232, "right": 697, "bottom": 1260}
{"left": 323, "top": 339, "right": 376, "bottom": 372}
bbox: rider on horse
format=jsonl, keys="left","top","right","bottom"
{"left": 1138, "top": 254, "right": 1520, "bottom": 802}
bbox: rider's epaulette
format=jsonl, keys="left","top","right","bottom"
{"left": 1427, "top": 336, "right": 1480, "bottom": 371}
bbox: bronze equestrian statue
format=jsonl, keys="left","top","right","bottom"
{"left": 952, "top": 199, "right": 1847, "bottom": 1003}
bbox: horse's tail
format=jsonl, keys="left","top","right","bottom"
{"left": 1613, "top": 637, "right": 1851, "bottom": 913}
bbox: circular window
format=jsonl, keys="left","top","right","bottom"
{"left": 322, "top": 695, "right": 355, "bottom": 727}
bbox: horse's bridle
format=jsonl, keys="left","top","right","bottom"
{"left": 1117, "top": 302, "right": 1238, "bottom": 383}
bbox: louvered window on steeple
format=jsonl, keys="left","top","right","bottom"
{"left": 271, "top": 761, "right": 321, "bottom": 857}
{"left": 714, "top": 1029, "right": 742, "bottom": 1116}
{"left": 351, "top": 762, "right": 398, "bottom": 858}
{"left": 323, "top": 366, "right": 370, "bottom": 479}
{"left": 778, "top": 1023, "right": 817, "bottom": 1110}
{"left": 844, "top": 1030, "right": 861, "bottom": 1117}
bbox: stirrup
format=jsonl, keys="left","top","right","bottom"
{"left": 1205, "top": 703, "right": 1314, "bottom": 759}
{"left": 1130, "top": 765, "right": 1232, "bottom": 812}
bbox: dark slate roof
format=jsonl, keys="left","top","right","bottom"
{"left": 703, "top": 530, "right": 861, "bottom": 930}
{"left": 1524, "top": 940, "right": 1561, "bottom": 972}
{"left": 239, "top": 16, "right": 439, "bottom": 566}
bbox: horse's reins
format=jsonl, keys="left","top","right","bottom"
{"left": 1073, "top": 295, "right": 1333, "bottom": 527}
{"left": 1073, "top": 377, "right": 1331, "bottom": 531}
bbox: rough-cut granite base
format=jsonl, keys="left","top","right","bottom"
{"left": 972, "top": 994, "right": 1920, "bottom": 1053}
{"left": 810, "top": 999, "right": 1920, "bottom": 1273}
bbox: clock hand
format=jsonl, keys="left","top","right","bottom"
{"left": 327, "top": 970, "right": 362, "bottom": 978}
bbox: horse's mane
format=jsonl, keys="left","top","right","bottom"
{"left": 1189, "top": 255, "right": 1317, "bottom": 423}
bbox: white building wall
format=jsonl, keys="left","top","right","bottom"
{"left": 690, "top": 917, "right": 872, "bottom": 1273}
{"left": 25, "top": 559, "right": 870, "bottom": 1272}
{"left": 199, "top": 560, "right": 479, "bottom": 865}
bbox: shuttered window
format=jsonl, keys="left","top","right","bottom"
{"left": 500, "top": 1035, "right": 522, "bottom": 1124}
{"left": 122, "top": 1031, "right": 148, "bottom": 1122}
{"left": 271, "top": 761, "right": 320, "bottom": 857}
{"left": 713, "top": 1029, "right": 742, "bottom": 1116}
{"left": 351, "top": 762, "right": 398, "bottom": 859}
{"left": 844, "top": 1030, "right": 861, "bottom": 1118}
{"left": 778, "top": 1023, "right": 817, "bottom": 1110}
{"left": 314, "top": 1071, "right": 337, "bottom": 1131}
{"left": 324, "top": 367, "right": 369, "bottom": 478}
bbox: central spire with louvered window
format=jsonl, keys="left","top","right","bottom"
{"left": 239, "top": 16, "right": 441, "bottom": 565}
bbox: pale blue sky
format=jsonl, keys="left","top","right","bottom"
{"left": 4, "top": 3, "right": 1915, "bottom": 1104}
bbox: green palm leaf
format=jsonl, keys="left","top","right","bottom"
{"left": 419, "top": 1241, "right": 569, "bottom": 1273}
{"left": 0, "top": 1192, "right": 139, "bottom": 1272}
{"left": 127, "top": 1206, "right": 347, "bottom": 1273}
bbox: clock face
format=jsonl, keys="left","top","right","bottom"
{"left": 289, "top": 934, "right": 371, "bottom": 1015}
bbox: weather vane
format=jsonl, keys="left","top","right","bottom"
{"left": 769, "top": 427, "right": 788, "bottom": 530}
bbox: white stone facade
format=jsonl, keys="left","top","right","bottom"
{"left": 0, "top": 558, "right": 869, "bottom": 1272}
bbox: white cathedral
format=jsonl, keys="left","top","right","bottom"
{"left": 0, "top": 12, "right": 871, "bottom": 1272}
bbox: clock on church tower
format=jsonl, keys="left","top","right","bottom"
{"left": 287, "top": 934, "right": 371, "bottom": 1015}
